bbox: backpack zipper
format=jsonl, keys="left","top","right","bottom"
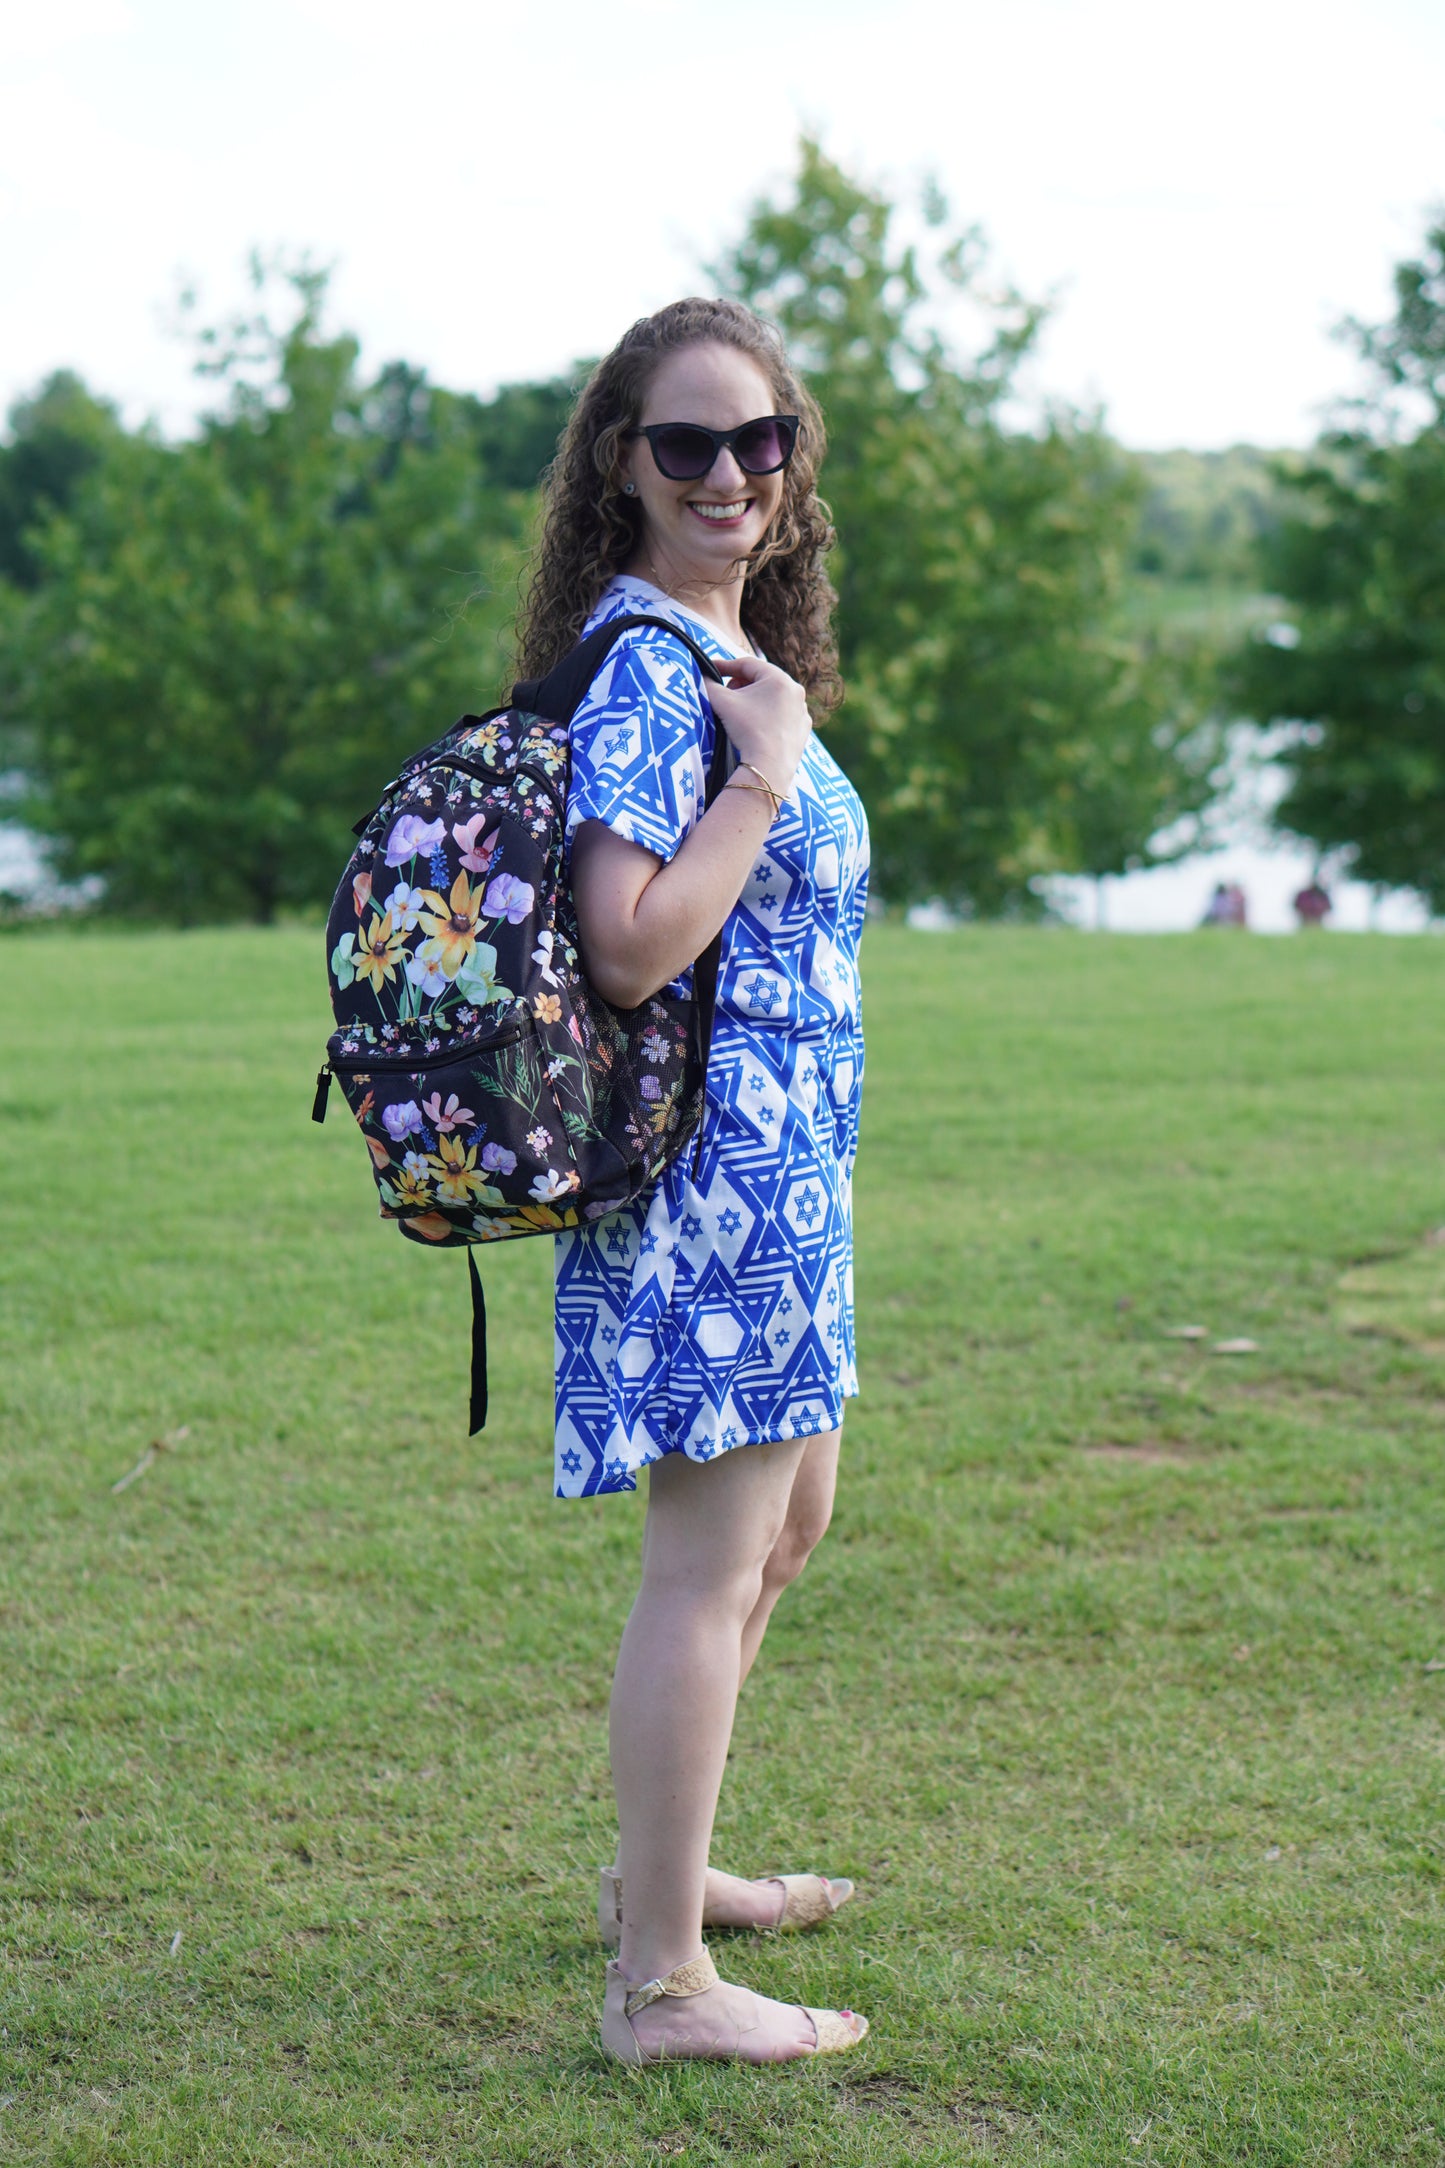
{"left": 328, "top": 1016, "right": 529, "bottom": 1072}
{"left": 400, "top": 754, "right": 566, "bottom": 816}
{"left": 313, "top": 1014, "right": 531, "bottom": 1121}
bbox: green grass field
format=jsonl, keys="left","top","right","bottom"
{"left": 3, "top": 922, "right": 1443, "bottom": 2166}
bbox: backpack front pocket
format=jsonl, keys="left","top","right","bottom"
{"left": 325, "top": 1019, "right": 587, "bottom": 1237}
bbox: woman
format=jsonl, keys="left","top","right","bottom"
{"left": 514, "top": 298, "right": 870, "bottom": 2065}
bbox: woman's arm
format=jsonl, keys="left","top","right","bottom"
{"left": 571, "top": 653, "right": 811, "bottom": 1009}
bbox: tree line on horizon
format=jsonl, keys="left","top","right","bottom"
{"left": 0, "top": 142, "right": 1440, "bottom": 924}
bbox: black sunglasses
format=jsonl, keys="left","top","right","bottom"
{"left": 627, "top": 414, "right": 800, "bottom": 483}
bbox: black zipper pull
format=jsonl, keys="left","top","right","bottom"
{"left": 311, "top": 1065, "right": 332, "bottom": 1123}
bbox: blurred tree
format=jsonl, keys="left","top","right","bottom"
{"left": 2, "top": 154, "right": 1230, "bottom": 925}
{"left": 0, "top": 371, "right": 123, "bottom": 589}
{"left": 717, "top": 141, "right": 1214, "bottom": 910}
{"left": 1233, "top": 217, "right": 1445, "bottom": 911}
{"left": 1128, "top": 447, "right": 1286, "bottom": 587}
{"left": 466, "top": 374, "right": 580, "bottom": 492}
{"left": 4, "top": 264, "right": 524, "bottom": 921}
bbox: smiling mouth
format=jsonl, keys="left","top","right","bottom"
{"left": 688, "top": 499, "right": 753, "bottom": 524}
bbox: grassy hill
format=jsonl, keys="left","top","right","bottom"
{"left": 2, "top": 923, "right": 1442, "bottom": 2165}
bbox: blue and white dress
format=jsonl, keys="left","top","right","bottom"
{"left": 552, "top": 574, "right": 870, "bottom": 1498}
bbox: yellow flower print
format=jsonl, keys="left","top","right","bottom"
{"left": 428, "top": 1130, "right": 490, "bottom": 1206}
{"left": 354, "top": 910, "right": 406, "bottom": 990}
{"left": 533, "top": 992, "right": 562, "bottom": 1024}
{"left": 391, "top": 1165, "right": 433, "bottom": 1210}
{"left": 648, "top": 1080, "right": 683, "bottom": 1136}
{"left": 417, "top": 870, "right": 486, "bottom": 980}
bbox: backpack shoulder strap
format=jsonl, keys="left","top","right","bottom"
{"left": 511, "top": 611, "right": 726, "bottom": 724}
{"left": 516, "top": 613, "right": 733, "bottom": 1168}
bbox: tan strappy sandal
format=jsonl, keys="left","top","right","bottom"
{"left": 598, "top": 1866, "right": 854, "bottom": 1952}
{"left": 599, "top": 1946, "right": 868, "bottom": 2066}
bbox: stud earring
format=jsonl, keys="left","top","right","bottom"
{"left": 623, "top": 481, "right": 637, "bottom": 496}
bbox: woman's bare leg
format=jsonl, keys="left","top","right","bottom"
{"left": 610, "top": 1433, "right": 861, "bottom": 2059}
{"left": 612, "top": 1434, "right": 804, "bottom": 1979}
{"left": 700, "top": 1428, "right": 843, "bottom": 1932}
{"left": 739, "top": 1427, "right": 840, "bottom": 1687}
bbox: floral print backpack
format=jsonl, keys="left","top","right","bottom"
{"left": 314, "top": 614, "right": 728, "bottom": 1431}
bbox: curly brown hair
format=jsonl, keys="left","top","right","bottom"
{"left": 513, "top": 297, "right": 841, "bottom": 717}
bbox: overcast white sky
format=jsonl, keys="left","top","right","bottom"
{"left": 3, "top": 0, "right": 1444, "bottom": 448}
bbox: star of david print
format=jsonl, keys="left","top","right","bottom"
{"left": 551, "top": 576, "right": 870, "bottom": 1498}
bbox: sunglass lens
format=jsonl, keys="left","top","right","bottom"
{"left": 733, "top": 418, "right": 793, "bottom": 473}
{"left": 649, "top": 425, "right": 716, "bottom": 480}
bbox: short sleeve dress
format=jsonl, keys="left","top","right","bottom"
{"left": 552, "top": 574, "right": 870, "bottom": 1498}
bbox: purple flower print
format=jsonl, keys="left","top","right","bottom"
{"left": 483, "top": 872, "right": 535, "bottom": 926}
{"left": 384, "top": 814, "right": 446, "bottom": 868}
{"left": 640, "top": 1074, "right": 662, "bottom": 1103}
{"left": 480, "top": 1143, "right": 517, "bottom": 1175}
{"left": 381, "top": 1100, "right": 425, "bottom": 1143}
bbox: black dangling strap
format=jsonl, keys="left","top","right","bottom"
{"left": 467, "top": 1250, "right": 488, "bottom": 1435}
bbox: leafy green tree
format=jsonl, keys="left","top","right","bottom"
{"left": 5, "top": 265, "right": 524, "bottom": 921}
{"left": 717, "top": 142, "right": 1214, "bottom": 910}
{"left": 0, "top": 370, "right": 123, "bottom": 590}
{"left": 1234, "top": 218, "right": 1445, "bottom": 911}
{"left": 466, "top": 374, "right": 580, "bottom": 492}
{"left": 1128, "top": 447, "right": 1288, "bottom": 588}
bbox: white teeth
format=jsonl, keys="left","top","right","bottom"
{"left": 690, "top": 501, "right": 750, "bottom": 521}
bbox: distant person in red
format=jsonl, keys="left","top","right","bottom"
{"left": 1293, "top": 880, "right": 1331, "bottom": 928}
{"left": 1202, "top": 882, "right": 1249, "bottom": 927}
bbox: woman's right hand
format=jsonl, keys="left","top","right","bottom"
{"left": 706, "top": 654, "right": 812, "bottom": 799}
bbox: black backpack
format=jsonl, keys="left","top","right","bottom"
{"left": 313, "top": 613, "right": 728, "bottom": 1432}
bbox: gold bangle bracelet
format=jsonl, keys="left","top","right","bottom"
{"left": 725, "top": 777, "right": 781, "bottom": 817}
{"left": 737, "top": 758, "right": 786, "bottom": 805}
